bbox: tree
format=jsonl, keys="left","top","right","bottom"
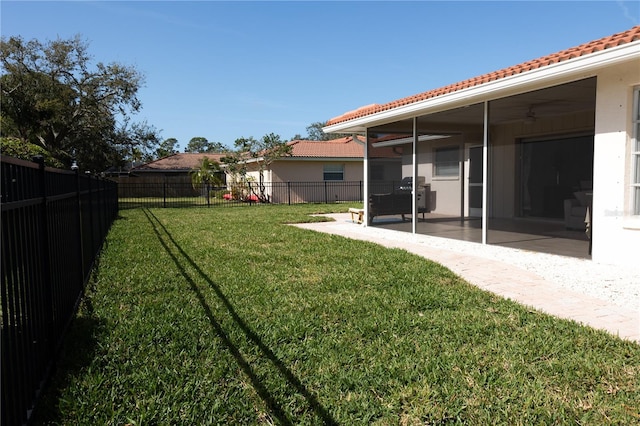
{"left": 221, "top": 133, "right": 292, "bottom": 202}
{"left": 305, "top": 121, "right": 348, "bottom": 141}
{"left": 190, "top": 156, "right": 223, "bottom": 205}
{"left": 306, "top": 122, "right": 329, "bottom": 141}
{"left": 0, "top": 35, "right": 160, "bottom": 171}
{"left": 185, "top": 137, "right": 209, "bottom": 153}
{"left": 184, "top": 137, "right": 227, "bottom": 153}
{"left": 111, "top": 118, "right": 161, "bottom": 166}
{"left": 207, "top": 141, "right": 228, "bottom": 153}
{"left": 155, "top": 137, "right": 179, "bottom": 159}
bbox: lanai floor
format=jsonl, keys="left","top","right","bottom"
{"left": 369, "top": 214, "right": 590, "bottom": 259}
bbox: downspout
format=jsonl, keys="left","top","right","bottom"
{"left": 482, "top": 101, "right": 489, "bottom": 245}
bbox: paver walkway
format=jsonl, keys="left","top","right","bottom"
{"left": 294, "top": 213, "right": 640, "bottom": 343}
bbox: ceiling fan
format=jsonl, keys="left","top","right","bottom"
{"left": 525, "top": 106, "right": 537, "bottom": 123}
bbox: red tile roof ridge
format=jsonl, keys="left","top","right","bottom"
{"left": 285, "top": 136, "right": 364, "bottom": 158}
{"left": 287, "top": 136, "right": 353, "bottom": 145}
{"left": 326, "top": 25, "right": 640, "bottom": 126}
{"left": 342, "top": 103, "right": 380, "bottom": 115}
{"left": 132, "top": 152, "right": 228, "bottom": 170}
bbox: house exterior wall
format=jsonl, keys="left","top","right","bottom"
{"left": 245, "top": 170, "right": 262, "bottom": 181}
{"left": 268, "top": 160, "right": 363, "bottom": 203}
{"left": 224, "top": 160, "right": 364, "bottom": 203}
{"left": 428, "top": 136, "right": 464, "bottom": 215}
{"left": 270, "top": 160, "right": 363, "bottom": 183}
{"left": 591, "top": 61, "right": 640, "bottom": 265}
{"left": 400, "top": 136, "right": 466, "bottom": 216}
{"left": 240, "top": 160, "right": 362, "bottom": 203}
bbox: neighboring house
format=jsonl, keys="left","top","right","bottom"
{"left": 233, "top": 136, "right": 400, "bottom": 203}
{"left": 114, "top": 152, "right": 227, "bottom": 197}
{"left": 323, "top": 26, "right": 640, "bottom": 266}
{"left": 130, "top": 152, "right": 227, "bottom": 178}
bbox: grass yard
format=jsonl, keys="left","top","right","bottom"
{"left": 34, "top": 205, "right": 639, "bottom": 425}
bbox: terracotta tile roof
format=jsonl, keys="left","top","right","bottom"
{"left": 327, "top": 25, "right": 640, "bottom": 126}
{"left": 286, "top": 136, "right": 364, "bottom": 158}
{"left": 132, "top": 153, "right": 228, "bottom": 171}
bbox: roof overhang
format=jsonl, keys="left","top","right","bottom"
{"left": 323, "top": 40, "right": 640, "bottom": 134}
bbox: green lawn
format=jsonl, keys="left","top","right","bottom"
{"left": 35, "top": 205, "right": 639, "bottom": 425}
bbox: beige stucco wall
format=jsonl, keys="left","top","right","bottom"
{"left": 397, "top": 135, "right": 473, "bottom": 216}
{"left": 591, "top": 60, "right": 640, "bottom": 265}
{"left": 426, "top": 136, "right": 464, "bottom": 215}
{"left": 226, "top": 160, "right": 364, "bottom": 203}
{"left": 270, "top": 160, "right": 362, "bottom": 182}
{"left": 399, "top": 136, "right": 471, "bottom": 216}
{"left": 269, "top": 160, "right": 363, "bottom": 203}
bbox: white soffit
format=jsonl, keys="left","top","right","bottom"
{"left": 323, "top": 40, "right": 640, "bottom": 134}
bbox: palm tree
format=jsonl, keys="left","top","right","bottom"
{"left": 190, "top": 157, "right": 223, "bottom": 205}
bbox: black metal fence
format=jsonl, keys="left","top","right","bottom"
{"left": 117, "top": 180, "right": 364, "bottom": 209}
{"left": 1, "top": 155, "right": 118, "bottom": 426}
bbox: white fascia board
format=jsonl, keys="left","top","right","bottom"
{"left": 238, "top": 157, "right": 264, "bottom": 165}
{"left": 323, "top": 41, "right": 640, "bottom": 134}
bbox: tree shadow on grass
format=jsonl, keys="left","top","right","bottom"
{"left": 143, "top": 209, "right": 338, "bottom": 426}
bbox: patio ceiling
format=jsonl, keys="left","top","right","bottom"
{"left": 369, "top": 77, "right": 597, "bottom": 134}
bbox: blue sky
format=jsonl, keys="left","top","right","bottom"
{"left": 2, "top": 1, "right": 639, "bottom": 151}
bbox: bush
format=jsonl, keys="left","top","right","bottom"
{"left": 0, "top": 137, "right": 65, "bottom": 168}
{"left": 211, "top": 189, "right": 229, "bottom": 199}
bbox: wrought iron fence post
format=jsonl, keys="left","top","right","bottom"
{"left": 360, "top": 181, "right": 363, "bottom": 202}
{"left": 86, "top": 172, "right": 96, "bottom": 272}
{"left": 98, "top": 177, "right": 104, "bottom": 236}
{"left": 324, "top": 181, "right": 328, "bottom": 204}
{"left": 287, "top": 181, "right": 291, "bottom": 205}
{"left": 74, "top": 169, "right": 86, "bottom": 289}
{"left": 163, "top": 175, "right": 167, "bottom": 208}
{"left": 33, "top": 156, "right": 55, "bottom": 360}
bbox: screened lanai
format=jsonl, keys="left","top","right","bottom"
{"left": 364, "top": 77, "right": 596, "bottom": 259}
